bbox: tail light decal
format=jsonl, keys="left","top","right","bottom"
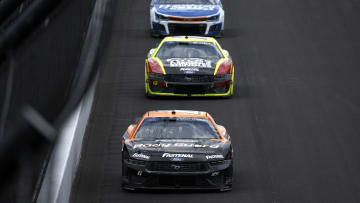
{"left": 215, "top": 59, "right": 233, "bottom": 75}
{"left": 147, "top": 58, "right": 165, "bottom": 74}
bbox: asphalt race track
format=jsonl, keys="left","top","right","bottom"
{"left": 70, "top": 0, "right": 360, "bottom": 202}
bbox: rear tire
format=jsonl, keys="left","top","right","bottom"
{"left": 223, "top": 95, "right": 233, "bottom": 99}
{"left": 122, "top": 150, "right": 129, "bottom": 177}
{"left": 145, "top": 88, "right": 155, "bottom": 98}
{"left": 223, "top": 83, "right": 234, "bottom": 99}
{"left": 151, "top": 29, "right": 160, "bottom": 38}
{"left": 221, "top": 162, "right": 233, "bottom": 191}
{"left": 146, "top": 93, "right": 155, "bottom": 98}
{"left": 215, "top": 30, "right": 224, "bottom": 38}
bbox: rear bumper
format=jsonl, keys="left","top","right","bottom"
{"left": 145, "top": 74, "right": 234, "bottom": 97}
{"left": 151, "top": 21, "right": 223, "bottom": 36}
{"left": 123, "top": 181, "right": 232, "bottom": 191}
{"left": 122, "top": 160, "right": 233, "bottom": 191}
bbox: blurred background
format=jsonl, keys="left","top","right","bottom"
{"left": 0, "top": 0, "right": 109, "bottom": 201}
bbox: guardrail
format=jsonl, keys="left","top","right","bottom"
{"left": 0, "top": 0, "right": 35, "bottom": 27}
{"left": 0, "top": 0, "right": 111, "bottom": 202}
{"left": 36, "top": 0, "right": 111, "bottom": 202}
{"left": 0, "top": 0, "right": 62, "bottom": 58}
{"left": 37, "top": 77, "right": 97, "bottom": 203}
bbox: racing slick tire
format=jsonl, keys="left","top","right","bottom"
{"left": 122, "top": 151, "right": 128, "bottom": 176}
{"left": 145, "top": 73, "right": 152, "bottom": 98}
{"left": 150, "top": 29, "right": 161, "bottom": 38}
{"left": 122, "top": 150, "right": 129, "bottom": 182}
{"left": 222, "top": 94, "right": 233, "bottom": 99}
{"left": 215, "top": 30, "right": 224, "bottom": 38}
{"left": 144, "top": 84, "right": 155, "bottom": 98}
{"left": 122, "top": 150, "right": 137, "bottom": 191}
{"left": 222, "top": 83, "right": 234, "bottom": 99}
{"left": 145, "top": 92, "right": 155, "bottom": 98}
{"left": 219, "top": 162, "right": 233, "bottom": 192}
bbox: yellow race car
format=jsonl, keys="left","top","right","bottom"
{"left": 145, "top": 36, "right": 234, "bottom": 97}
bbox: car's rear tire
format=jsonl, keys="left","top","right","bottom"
{"left": 223, "top": 95, "right": 233, "bottom": 99}
{"left": 223, "top": 83, "right": 234, "bottom": 99}
{"left": 122, "top": 150, "right": 129, "bottom": 177}
{"left": 150, "top": 29, "right": 160, "bottom": 38}
{"left": 220, "top": 163, "right": 233, "bottom": 191}
{"left": 145, "top": 88, "right": 155, "bottom": 98}
{"left": 146, "top": 93, "right": 155, "bottom": 98}
{"left": 215, "top": 30, "right": 224, "bottom": 38}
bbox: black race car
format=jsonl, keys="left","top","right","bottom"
{"left": 121, "top": 110, "right": 233, "bottom": 191}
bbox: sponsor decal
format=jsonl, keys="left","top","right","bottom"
{"left": 133, "top": 143, "right": 220, "bottom": 149}
{"left": 134, "top": 143, "right": 168, "bottom": 148}
{"left": 158, "top": 139, "right": 197, "bottom": 142}
{"left": 172, "top": 110, "right": 201, "bottom": 115}
{"left": 171, "top": 157, "right": 184, "bottom": 161}
{"left": 174, "top": 143, "right": 194, "bottom": 147}
{"left": 167, "top": 58, "right": 212, "bottom": 68}
{"left": 205, "top": 154, "right": 224, "bottom": 159}
{"left": 159, "top": 5, "right": 217, "bottom": 11}
{"left": 162, "top": 153, "right": 193, "bottom": 158}
{"left": 172, "top": 36, "right": 213, "bottom": 42}
{"left": 156, "top": 110, "right": 201, "bottom": 115}
{"left": 180, "top": 67, "right": 199, "bottom": 72}
{"left": 191, "top": 41, "right": 215, "bottom": 45}
{"left": 132, "top": 153, "right": 150, "bottom": 160}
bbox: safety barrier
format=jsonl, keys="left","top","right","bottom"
{"left": 36, "top": 0, "right": 110, "bottom": 202}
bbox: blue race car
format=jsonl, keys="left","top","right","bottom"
{"left": 150, "top": 0, "right": 225, "bottom": 37}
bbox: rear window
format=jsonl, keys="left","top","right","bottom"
{"left": 157, "top": 0, "right": 216, "bottom": 5}
{"left": 156, "top": 41, "right": 223, "bottom": 60}
{"left": 134, "top": 117, "right": 220, "bottom": 140}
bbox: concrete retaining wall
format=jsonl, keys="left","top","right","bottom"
{"left": 37, "top": 0, "right": 110, "bottom": 202}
